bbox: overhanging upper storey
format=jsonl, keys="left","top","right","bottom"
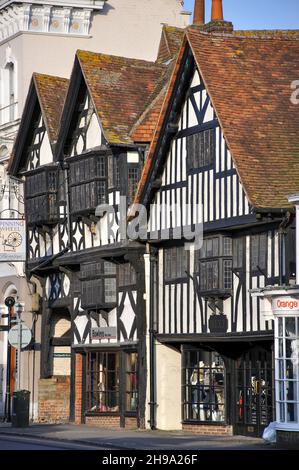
{"left": 0, "top": 0, "right": 105, "bottom": 42}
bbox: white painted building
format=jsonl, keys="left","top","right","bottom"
{"left": 0, "top": 0, "right": 190, "bottom": 419}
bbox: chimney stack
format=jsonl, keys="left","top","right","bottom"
{"left": 193, "top": 0, "right": 205, "bottom": 25}
{"left": 211, "top": 0, "right": 224, "bottom": 22}
{"left": 203, "top": 0, "right": 233, "bottom": 34}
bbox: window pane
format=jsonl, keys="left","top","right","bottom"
{"left": 126, "top": 353, "right": 138, "bottom": 412}
{"left": 183, "top": 350, "right": 225, "bottom": 423}
{"left": 187, "top": 129, "right": 215, "bottom": 170}
{"left": 223, "top": 259, "right": 233, "bottom": 289}
{"left": 86, "top": 352, "right": 120, "bottom": 413}
{"left": 223, "top": 237, "right": 232, "bottom": 256}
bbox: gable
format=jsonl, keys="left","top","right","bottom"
{"left": 69, "top": 90, "right": 103, "bottom": 157}
{"left": 147, "top": 66, "right": 251, "bottom": 236}
{"left": 26, "top": 114, "right": 53, "bottom": 171}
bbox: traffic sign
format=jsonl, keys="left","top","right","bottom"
{"left": 8, "top": 323, "right": 32, "bottom": 349}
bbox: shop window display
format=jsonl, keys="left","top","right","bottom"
{"left": 86, "top": 352, "right": 120, "bottom": 413}
{"left": 183, "top": 349, "right": 225, "bottom": 423}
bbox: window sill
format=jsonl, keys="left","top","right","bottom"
{"left": 85, "top": 411, "right": 120, "bottom": 417}
{"left": 182, "top": 420, "right": 228, "bottom": 426}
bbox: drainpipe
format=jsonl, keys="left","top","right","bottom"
{"left": 288, "top": 195, "right": 299, "bottom": 284}
{"left": 148, "top": 245, "right": 157, "bottom": 430}
{"left": 278, "top": 212, "right": 291, "bottom": 286}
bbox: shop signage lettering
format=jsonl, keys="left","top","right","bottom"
{"left": 272, "top": 296, "right": 299, "bottom": 313}
{"left": 91, "top": 327, "right": 117, "bottom": 340}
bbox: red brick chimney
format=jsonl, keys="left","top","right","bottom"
{"left": 204, "top": 0, "right": 233, "bottom": 34}
{"left": 211, "top": 0, "right": 224, "bottom": 21}
{"left": 193, "top": 0, "right": 205, "bottom": 25}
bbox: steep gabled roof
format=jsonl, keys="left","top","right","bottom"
{"left": 156, "top": 25, "right": 185, "bottom": 64}
{"left": 33, "top": 73, "right": 69, "bottom": 144}
{"left": 8, "top": 73, "right": 68, "bottom": 175}
{"left": 76, "top": 50, "right": 168, "bottom": 145}
{"left": 135, "top": 27, "right": 299, "bottom": 210}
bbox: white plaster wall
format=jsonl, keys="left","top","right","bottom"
{"left": 0, "top": 0, "right": 189, "bottom": 117}
{"left": 155, "top": 341, "right": 182, "bottom": 430}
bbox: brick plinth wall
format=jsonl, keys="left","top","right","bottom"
{"left": 277, "top": 430, "right": 299, "bottom": 448}
{"left": 85, "top": 415, "right": 120, "bottom": 428}
{"left": 38, "top": 376, "right": 70, "bottom": 423}
{"left": 75, "top": 354, "right": 83, "bottom": 424}
{"left": 182, "top": 424, "right": 233, "bottom": 436}
{"left": 125, "top": 417, "right": 138, "bottom": 429}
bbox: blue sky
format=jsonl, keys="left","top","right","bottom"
{"left": 184, "top": 0, "right": 299, "bottom": 29}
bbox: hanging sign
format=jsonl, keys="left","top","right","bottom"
{"left": 272, "top": 296, "right": 299, "bottom": 315}
{"left": 0, "top": 220, "right": 26, "bottom": 262}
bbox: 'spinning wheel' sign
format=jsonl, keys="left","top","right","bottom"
{"left": 0, "top": 220, "right": 26, "bottom": 261}
{"left": 8, "top": 324, "right": 32, "bottom": 349}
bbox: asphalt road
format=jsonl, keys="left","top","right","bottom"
{"left": 0, "top": 435, "right": 108, "bottom": 450}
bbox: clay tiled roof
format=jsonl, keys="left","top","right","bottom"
{"left": 135, "top": 27, "right": 299, "bottom": 210}
{"left": 156, "top": 25, "right": 185, "bottom": 64}
{"left": 77, "top": 50, "right": 168, "bottom": 145}
{"left": 33, "top": 73, "right": 69, "bottom": 144}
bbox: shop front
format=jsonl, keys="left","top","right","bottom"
{"left": 75, "top": 347, "right": 140, "bottom": 429}
{"left": 179, "top": 340, "right": 274, "bottom": 437}
{"left": 272, "top": 293, "right": 299, "bottom": 445}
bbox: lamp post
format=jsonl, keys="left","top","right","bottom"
{"left": 4, "top": 296, "right": 15, "bottom": 422}
{"left": 14, "top": 302, "right": 23, "bottom": 392}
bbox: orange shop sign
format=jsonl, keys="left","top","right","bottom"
{"left": 272, "top": 297, "right": 299, "bottom": 314}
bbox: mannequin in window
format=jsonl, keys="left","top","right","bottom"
{"left": 191, "top": 362, "right": 206, "bottom": 420}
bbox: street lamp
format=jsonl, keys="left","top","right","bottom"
{"left": 14, "top": 302, "right": 23, "bottom": 392}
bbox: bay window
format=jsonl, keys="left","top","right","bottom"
{"left": 275, "top": 316, "right": 299, "bottom": 424}
{"left": 80, "top": 261, "right": 117, "bottom": 309}
{"left": 195, "top": 235, "right": 233, "bottom": 295}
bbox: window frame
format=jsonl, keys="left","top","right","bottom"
{"left": 68, "top": 151, "right": 108, "bottom": 216}
{"left": 195, "top": 235, "right": 233, "bottom": 294}
{"left": 251, "top": 233, "right": 268, "bottom": 274}
{"left": 182, "top": 347, "right": 226, "bottom": 424}
{"left": 186, "top": 127, "right": 216, "bottom": 172}
{"left": 85, "top": 351, "right": 120, "bottom": 415}
{"left": 80, "top": 260, "right": 117, "bottom": 309}
{"left": 164, "top": 245, "right": 188, "bottom": 283}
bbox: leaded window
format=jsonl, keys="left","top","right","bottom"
{"left": 127, "top": 164, "right": 140, "bottom": 202}
{"left": 118, "top": 263, "right": 136, "bottom": 288}
{"left": 251, "top": 233, "right": 267, "bottom": 272}
{"left": 183, "top": 349, "right": 225, "bottom": 423}
{"left": 25, "top": 166, "right": 59, "bottom": 225}
{"left": 86, "top": 352, "right": 120, "bottom": 413}
{"left": 68, "top": 152, "right": 108, "bottom": 215}
{"left": 164, "top": 246, "right": 188, "bottom": 282}
{"left": 80, "top": 261, "right": 117, "bottom": 309}
{"left": 195, "top": 236, "right": 233, "bottom": 294}
{"left": 187, "top": 128, "right": 215, "bottom": 170}
{"left": 233, "top": 238, "right": 244, "bottom": 269}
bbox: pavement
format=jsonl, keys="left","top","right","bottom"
{"left": 0, "top": 422, "right": 273, "bottom": 450}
